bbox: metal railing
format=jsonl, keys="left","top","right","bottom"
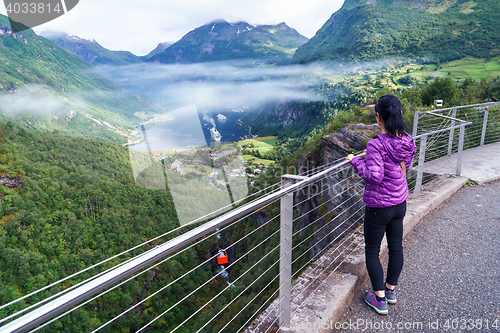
{"left": 0, "top": 155, "right": 365, "bottom": 333}
{"left": 413, "top": 102, "right": 500, "bottom": 149}
{"left": 1, "top": 102, "right": 499, "bottom": 333}
{"left": 409, "top": 102, "right": 500, "bottom": 197}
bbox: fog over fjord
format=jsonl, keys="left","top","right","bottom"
{"left": 99, "top": 58, "right": 398, "bottom": 113}
{"left": 99, "top": 60, "right": 332, "bottom": 112}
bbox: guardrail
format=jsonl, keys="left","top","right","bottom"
{"left": 409, "top": 102, "right": 500, "bottom": 197}
{"left": 0, "top": 156, "right": 366, "bottom": 333}
{"left": 412, "top": 102, "right": 500, "bottom": 149}
{"left": 1, "top": 102, "right": 498, "bottom": 333}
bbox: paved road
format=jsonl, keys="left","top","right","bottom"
{"left": 333, "top": 180, "right": 500, "bottom": 332}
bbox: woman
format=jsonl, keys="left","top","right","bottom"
{"left": 347, "top": 94, "right": 416, "bottom": 315}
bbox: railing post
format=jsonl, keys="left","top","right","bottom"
{"left": 279, "top": 176, "right": 292, "bottom": 329}
{"left": 457, "top": 123, "right": 466, "bottom": 176}
{"left": 480, "top": 104, "right": 490, "bottom": 146}
{"left": 412, "top": 111, "right": 419, "bottom": 138}
{"left": 279, "top": 174, "right": 307, "bottom": 329}
{"left": 410, "top": 111, "right": 420, "bottom": 169}
{"left": 413, "top": 134, "right": 427, "bottom": 199}
{"left": 279, "top": 175, "right": 304, "bottom": 329}
{"left": 448, "top": 107, "right": 457, "bottom": 155}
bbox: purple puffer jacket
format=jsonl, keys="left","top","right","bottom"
{"left": 351, "top": 132, "right": 416, "bottom": 208}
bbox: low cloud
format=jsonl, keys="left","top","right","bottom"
{"left": 100, "top": 58, "right": 401, "bottom": 112}
{"left": 100, "top": 61, "right": 331, "bottom": 112}
{"left": 0, "top": 85, "right": 69, "bottom": 116}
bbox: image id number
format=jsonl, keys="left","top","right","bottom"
{"left": 6, "top": 2, "right": 62, "bottom": 14}
{"left": 443, "top": 319, "right": 499, "bottom": 330}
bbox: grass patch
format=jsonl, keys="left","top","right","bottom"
{"left": 436, "top": 56, "right": 500, "bottom": 80}
{"left": 397, "top": 57, "right": 500, "bottom": 83}
{"left": 186, "top": 164, "right": 214, "bottom": 174}
{"left": 242, "top": 155, "right": 275, "bottom": 165}
{"left": 350, "top": 56, "right": 500, "bottom": 93}
{"left": 240, "top": 136, "right": 279, "bottom": 155}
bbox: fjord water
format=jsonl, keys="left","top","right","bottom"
{"left": 128, "top": 106, "right": 247, "bottom": 152}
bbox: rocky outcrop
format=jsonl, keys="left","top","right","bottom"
{"left": 0, "top": 175, "right": 24, "bottom": 189}
{"left": 0, "top": 24, "right": 28, "bottom": 43}
{"left": 321, "top": 123, "right": 379, "bottom": 158}
{"left": 241, "top": 100, "right": 325, "bottom": 135}
{"left": 265, "top": 101, "right": 308, "bottom": 128}
{"left": 293, "top": 123, "right": 380, "bottom": 260}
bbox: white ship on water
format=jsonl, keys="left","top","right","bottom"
{"left": 217, "top": 113, "right": 227, "bottom": 120}
{"left": 210, "top": 126, "right": 222, "bottom": 141}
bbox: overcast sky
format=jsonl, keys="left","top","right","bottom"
{"left": 0, "top": 0, "right": 345, "bottom": 56}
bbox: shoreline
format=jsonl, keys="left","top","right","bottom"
{"left": 127, "top": 145, "right": 205, "bottom": 154}
{"left": 123, "top": 137, "right": 146, "bottom": 147}
{"left": 236, "top": 119, "right": 251, "bottom": 135}
{"left": 138, "top": 114, "right": 176, "bottom": 126}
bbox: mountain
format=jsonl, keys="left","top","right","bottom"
{"left": 41, "top": 31, "right": 144, "bottom": 66}
{"left": 143, "top": 42, "right": 173, "bottom": 59}
{"left": 149, "top": 20, "right": 309, "bottom": 65}
{"left": 0, "top": 14, "right": 163, "bottom": 143}
{"left": 293, "top": 0, "right": 500, "bottom": 64}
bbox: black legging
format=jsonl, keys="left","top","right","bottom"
{"left": 364, "top": 201, "right": 407, "bottom": 291}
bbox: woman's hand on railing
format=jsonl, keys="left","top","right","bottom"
{"left": 346, "top": 150, "right": 366, "bottom": 162}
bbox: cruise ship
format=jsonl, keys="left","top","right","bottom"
{"left": 217, "top": 113, "right": 227, "bottom": 120}
{"left": 210, "top": 126, "right": 222, "bottom": 141}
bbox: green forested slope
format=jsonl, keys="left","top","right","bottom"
{"left": 0, "top": 14, "right": 163, "bottom": 143}
{"left": 0, "top": 121, "right": 179, "bottom": 294}
{"left": 0, "top": 121, "right": 184, "bottom": 330}
{"left": 0, "top": 122, "right": 304, "bottom": 332}
{"left": 293, "top": 0, "right": 500, "bottom": 64}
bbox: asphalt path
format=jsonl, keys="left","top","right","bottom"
{"left": 333, "top": 180, "right": 500, "bottom": 332}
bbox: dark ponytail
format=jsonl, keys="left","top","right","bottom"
{"left": 375, "top": 94, "right": 407, "bottom": 137}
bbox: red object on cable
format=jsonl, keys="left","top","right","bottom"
{"left": 217, "top": 251, "right": 228, "bottom": 265}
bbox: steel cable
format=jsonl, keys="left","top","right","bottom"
{"left": 291, "top": 224, "right": 364, "bottom": 316}
{"left": 251, "top": 296, "right": 284, "bottom": 333}
{"left": 91, "top": 208, "right": 283, "bottom": 332}
{"left": 0, "top": 178, "right": 283, "bottom": 316}
{"left": 292, "top": 170, "right": 357, "bottom": 210}
{"left": 234, "top": 283, "right": 282, "bottom": 333}
{"left": 291, "top": 203, "right": 364, "bottom": 280}
{"left": 196, "top": 257, "right": 284, "bottom": 333}
{"left": 291, "top": 215, "right": 364, "bottom": 300}
{"left": 264, "top": 310, "right": 283, "bottom": 333}
{"left": 25, "top": 188, "right": 284, "bottom": 332}
{"left": 291, "top": 185, "right": 364, "bottom": 239}
{"left": 138, "top": 239, "right": 285, "bottom": 333}
{"left": 292, "top": 195, "right": 364, "bottom": 252}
